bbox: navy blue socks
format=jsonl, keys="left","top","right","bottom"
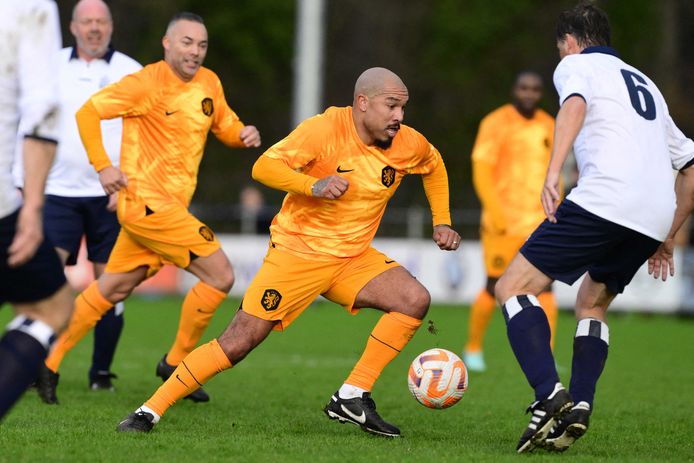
{"left": 503, "top": 295, "right": 559, "bottom": 401}
{"left": 569, "top": 318, "right": 609, "bottom": 408}
{"left": 0, "top": 316, "right": 55, "bottom": 419}
{"left": 90, "top": 303, "right": 124, "bottom": 381}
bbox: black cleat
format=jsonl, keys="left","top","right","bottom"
{"left": 155, "top": 354, "right": 210, "bottom": 403}
{"left": 545, "top": 401, "right": 591, "bottom": 452}
{"left": 36, "top": 364, "right": 60, "bottom": 404}
{"left": 90, "top": 371, "right": 118, "bottom": 391}
{"left": 516, "top": 383, "right": 573, "bottom": 453}
{"left": 116, "top": 411, "right": 155, "bottom": 433}
{"left": 323, "top": 391, "right": 401, "bottom": 437}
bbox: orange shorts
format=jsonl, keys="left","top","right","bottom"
{"left": 241, "top": 244, "right": 400, "bottom": 331}
{"left": 105, "top": 203, "right": 220, "bottom": 276}
{"left": 481, "top": 232, "right": 527, "bottom": 278}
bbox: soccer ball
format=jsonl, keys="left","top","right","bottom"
{"left": 407, "top": 348, "right": 468, "bottom": 409}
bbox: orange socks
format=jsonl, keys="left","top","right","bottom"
{"left": 464, "top": 289, "right": 496, "bottom": 353}
{"left": 145, "top": 339, "right": 231, "bottom": 417}
{"left": 538, "top": 291, "right": 558, "bottom": 350}
{"left": 345, "top": 312, "right": 422, "bottom": 391}
{"left": 166, "top": 282, "right": 226, "bottom": 366}
{"left": 45, "top": 281, "right": 113, "bottom": 372}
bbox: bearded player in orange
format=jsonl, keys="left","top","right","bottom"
{"left": 116, "top": 67, "right": 461, "bottom": 437}
{"left": 462, "top": 71, "right": 558, "bottom": 372}
{"left": 36, "top": 12, "right": 261, "bottom": 404}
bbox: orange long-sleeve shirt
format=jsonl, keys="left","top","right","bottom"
{"left": 472, "top": 104, "right": 555, "bottom": 237}
{"left": 253, "top": 106, "right": 451, "bottom": 259}
{"left": 77, "top": 60, "right": 246, "bottom": 222}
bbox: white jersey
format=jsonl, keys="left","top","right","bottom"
{"left": 555, "top": 47, "right": 694, "bottom": 241}
{"left": 14, "top": 47, "right": 142, "bottom": 197}
{"left": 0, "top": 0, "right": 61, "bottom": 218}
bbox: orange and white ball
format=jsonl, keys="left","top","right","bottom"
{"left": 407, "top": 348, "right": 468, "bottom": 409}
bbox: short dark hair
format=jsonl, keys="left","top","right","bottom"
{"left": 556, "top": 1, "right": 610, "bottom": 47}
{"left": 514, "top": 70, "right": 543, "bottom": 88}
{"left": 167, "top": 11, "right": 204, "bottom": 33}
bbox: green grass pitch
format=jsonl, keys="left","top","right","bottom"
{"left": 1, "top": 297, "right": 693, "bottom": 462}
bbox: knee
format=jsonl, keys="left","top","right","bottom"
{"left": 219, "top": 271, "right": 235, "bottom": 293}
{"left": 403, "top": 284, "right": 430, "bottom": 319}
{"left": 205, "top": 267, "right": 235, "bottom": 294}
{"left": 105, "top": 283, "right": 136, "bottom": 303}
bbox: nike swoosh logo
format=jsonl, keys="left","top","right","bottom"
{"left": 385, "top": 260, "right": 395, "bottom": 264}
{"left": 165, "top": 110, "right": 179, "bottom": 116}
{"left": 341, "top": 404, "right": 366, "bottom": 424}
{"left": 336, "top": 166, "right": 354, "bottom": 173}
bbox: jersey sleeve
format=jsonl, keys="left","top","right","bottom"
{"left": 421, "top": 158, "right": 451, "bottom": 226}
{"left": 90, "top": 69, "right": 156, "bottom": 120}
{"left": 471, "top": 113, "right": 503, "bottom": 164}
{"left": 263, "top": 114, "right": 331, "bottom": 169}
{"left": 397, "top": 129, "right": 443, "bottom": 175}
{"left": 17, "top": 0, "right": 61, "bottom": 142}
{"left": 664, "top": 113, "right": 694, "bottom": 171}
{"left": 553, "top": 56, "right": 592, "bottom": 105}
{"left": 210, "top": 76, "right": 246, "bottom": 147}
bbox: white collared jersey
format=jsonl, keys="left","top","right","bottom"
{"left": 39, "top": 48, "right": 141, "bottom": 196}
{"left": 0, "top": 0, "right": 61, "bottom": 218}
{"left": 554, "top": 47, "right": 694, "bottom": 241}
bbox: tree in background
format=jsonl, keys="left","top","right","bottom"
{"left": 56, "top": 0, "right": 693, "bottom": 233}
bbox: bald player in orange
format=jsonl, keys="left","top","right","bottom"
{"left": 36, "top": 12, "right": 261, "bottom": 404}
{"left": 116, "top": 67, "right": 461, "bottom": 437}
{"left": 462, "top": 71, "right": 558, "bottom": 372}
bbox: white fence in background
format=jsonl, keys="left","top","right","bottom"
{"left": 174, "top": 235, "right": 691, "bottom": 314}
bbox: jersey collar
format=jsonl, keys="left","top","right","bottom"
{"left": 69, "top": 46, "right": 116, "bottom": 63}
{"left": 581, "top": 46, "right": 619, "bottom": 58}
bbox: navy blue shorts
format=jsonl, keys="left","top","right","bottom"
{"left": 44, "top": 195, "right": 120, "bottom": 265}
{"left": 0, "top": 209, "right": 66, "bottom": 305}
{"left": 520, "top": 200, "right": 661, "bottom": 294}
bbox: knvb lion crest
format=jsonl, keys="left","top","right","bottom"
{"left": 381, "top": 166, "right": 396, "bottom": 187}
{"left": 198, "top": 226, "right": 215, "bottom": 242}
{"left": 201, "top": 97, "right": 214, "bottom": 116}
{"left": 261, "top": 289, "right": 282, "bottom": 311}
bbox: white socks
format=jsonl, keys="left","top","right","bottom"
{"left": 136, "top": 405, "right": 161, "bottom": 423}
{"left": 338, "top": 383, "right": 367, "bottom": 399}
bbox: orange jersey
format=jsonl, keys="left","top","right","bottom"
{"left": 87, "top": 60, "right": 245, "bottom": 217}
{"left": 258, "top": 106, "right": 449, "bottom": 259}
{"left": 472, "top": 104, "right": 554, "bottom": 237}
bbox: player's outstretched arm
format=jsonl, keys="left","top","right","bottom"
{"left": 76, "top": 100, "right": 113, "bottom": 172}
{"left": 648, "top": 164, "right": 694, "bottom": 281}
{"left": 421, "top": 158, "right": 458, "bottom": 250}
{"left": 542, "top": 96, "right": 586, "bottom": 223}
{"left": 252, "top": 155, "right": 347, "bottom": 197}
{"left": 8, "top": 138, "right": 57, "bottom": 267}
{"left": 648, "top": 239, "right": 674, "bottom": 282}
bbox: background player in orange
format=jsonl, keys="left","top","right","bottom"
{"left": 36, "top": 12, "right": 261, "bottom": 404}
{"left": 462, "top": 71, "right": 558, "bottom": 372}
{"left": 116, "top": 67, "right": 461, "bottom": 437}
